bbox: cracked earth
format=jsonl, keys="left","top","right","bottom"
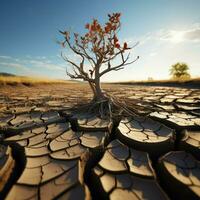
{"left": 0, "top": 83, "right": 200, "bottom": 200}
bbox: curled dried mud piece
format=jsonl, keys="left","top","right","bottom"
{"left": 179, "top": 130, "right": 200, "bottom": 160}
{"left": 1, "top": 111, "right": 65, "bottom": 135}
{"left": 158, "top": 151, "right": 200, "bottom": 200}
{"left": 0, "top": 145, "right": 15, "bottom": 195}
{"left": 118, "top": 116, "right": 175, "bottom": 159}
{"left": 150, "top": 111, "right": 200, "bottom": 131}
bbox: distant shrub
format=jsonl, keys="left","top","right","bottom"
{"left": 170, "top": 62, "right": 191, "bottom": 80}
{"left": 148, "top": 77, "right": 154, "bottom": 81}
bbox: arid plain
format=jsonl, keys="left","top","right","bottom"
{"left": 0, "top": 82, "right": 200, "bottom": 200}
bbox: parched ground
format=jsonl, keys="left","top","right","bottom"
{"left": 0, "top": 83, "right": 200, "bottom": 200}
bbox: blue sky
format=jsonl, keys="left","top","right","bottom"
{"left": 0, "top": 0, "right": 200, "bottom": 81}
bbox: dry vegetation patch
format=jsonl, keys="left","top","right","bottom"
{"left": 0, "top": 76, "right": 77, "bottom": 86}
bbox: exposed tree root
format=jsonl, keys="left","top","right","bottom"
{"left": 69, "top": 92, "right": 159, "bottom": 119}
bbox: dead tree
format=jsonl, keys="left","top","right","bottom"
{"left": 59, "top": 13, "right": 139, "bottom": 117}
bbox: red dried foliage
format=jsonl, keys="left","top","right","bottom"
{"left": 59, "top": 13, "right": 138, "bottom": 83}
{"left": 80, "top": 13, "right": 129, "bottom": 56}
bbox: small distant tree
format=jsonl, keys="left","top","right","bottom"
{"left": 170, "top": 62, "right": 191, "bottom": 79}
{"left": 59, "top": 13, "right": 138, "bottom": 117}
{"left": 148, "top": 77, "right": 153, "bottom": 81}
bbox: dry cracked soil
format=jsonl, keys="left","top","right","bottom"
{"left": 0, "top": 83, "right": 200, "bottom": 200}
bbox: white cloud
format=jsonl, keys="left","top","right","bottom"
{"left": 159, "top": 28, "right": 200, "bottom": 43}
{"left": 129, "top": 23, "right": 200, "bottom": 46}
{"left": 0, "top": 55, "right": 67, "bottom": 78}
{"left": 0, "top": 62, "right": 32, "bottom": 73}
{"left": 154, "top": 23, "right": 200, "bottom": 44}
{"left": 149, "top": 52, "right": 157, "bottom": 57}
{"left": 0, "top": 55, "right": 12, "bottom": 59}
{"left": 184, "top": 28, "right": 200, "bottom": 42}
{"left": 36, "top": 56, "right": 47, "bottom": 60}
{"left": 29, "top": 60, "right": 66, "bottom": 71}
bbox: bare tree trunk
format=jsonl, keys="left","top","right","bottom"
{"left": 93, "top": 77, "right": 105, "bottom": 101}
{"left": 88, "top": 66, "right": 106, "bottom": 101}
{"left": 88, "top": 81, "right": 97, "bottom": 99}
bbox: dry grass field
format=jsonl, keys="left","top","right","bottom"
{"left": 1, "top": 75, "right": 200, "bottom": 89}
{"left": 0, "top": 75, "right": 78, "bottom": 86}
{"left": 114, "top": 77, "right": 200, "bottom": 89}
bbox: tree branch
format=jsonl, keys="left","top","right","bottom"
{"left": 61, "top": 52, "right": 95, "bottom": 82}
{"left": 100, "top": 53, "right": 139, "bottom": 77}
{"left": 60, "top": 30, "right": 97, "bottom": 66}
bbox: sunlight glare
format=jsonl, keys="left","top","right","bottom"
{"left": 170, "top": 31, "right": 185, "bottom": 43}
